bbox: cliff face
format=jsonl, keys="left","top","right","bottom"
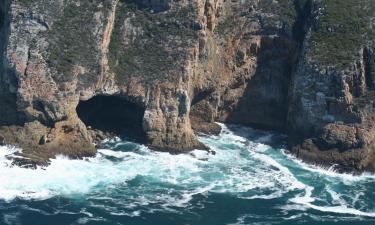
{"left": 287, "top": 0, "right": 375, "bottom": 172}
{"left": 0, "top": 0, "right": 204, "bottom": 166}
{"left": 1, "top": 0, "right": 375, "bottom": 172}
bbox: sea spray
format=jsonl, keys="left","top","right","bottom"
{"left": 0, "top": 124, "right": 375, "bottom": 224}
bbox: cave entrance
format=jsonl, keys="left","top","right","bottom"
{"left": 76, "top": 95, "right": 146, "bottom": 142}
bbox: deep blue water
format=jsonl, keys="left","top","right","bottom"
{"left": 1, "top": 124, "right": 375, "bottom": 225}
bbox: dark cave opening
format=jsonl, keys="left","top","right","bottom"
{"left": 76, "top": 95, "right": 146, "bottom": 142}
{"left": 191, "top": 90, "right": 212, "bottom": 107}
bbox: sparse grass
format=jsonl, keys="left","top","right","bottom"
{"left": 215, "top": 0, "right": 308, "bottom": 37}
{"left": 108, "top": 1, "right": 198, "bottom": 84}
{"left": 45, "top": 0, "right": 112, "bottom": 83}
{"left": 215, "top": 14, "right": 235, "bottom": 36}
{"left": 310, "top": 0, "right": 375, "bottom": 68}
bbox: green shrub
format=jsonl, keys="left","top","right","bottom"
{"left": 45, "top": 0, "right": 112, "bottom": 83}
{"left": 108, "top": 1, "right": 198, "bottom": 84}
{"left": 310, "top": 0, "right": 375, "bottom": 67}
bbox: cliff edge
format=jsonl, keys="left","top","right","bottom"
{"left": 1, "top": 0, "right": 375, "bottom": 172}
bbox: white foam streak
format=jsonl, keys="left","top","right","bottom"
{"left": 251, "top": 153, "right": 306, "bottom": 191}
{"left": 280, "top": 149, "right": 375, "bottom": 182}
{"left": 303, "top": 202, "right": 375, "bottom": 217}
{"left": 289, "top": 177, "right": 375, "bottom": 218}
{"left": 0, "top": 123, "right": 375, "bottom": 219}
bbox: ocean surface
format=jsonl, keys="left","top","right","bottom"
{"left": 1, "top": 124, "right": 375, "bottom": 225}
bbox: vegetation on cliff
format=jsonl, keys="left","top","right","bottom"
{"left": 109, "top": 1, "right": 198, "bottom": 84}
{"left": 310, "top": 0, "right": 375, "bottom": 67}
{"left": 45, "top": 0, "right": 112, "bottom": 83}
{"left": 215, "top": 0, "right": 309, "bottom": 41}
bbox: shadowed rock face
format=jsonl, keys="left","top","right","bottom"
{"left": 1, "top": 0, "right": 375, "bottom": 172}
{"left": 0, "top": 0, "right": 21, "bottom": 127}
{"left": 125, "top": 0, "right": 170, "bottom": 12}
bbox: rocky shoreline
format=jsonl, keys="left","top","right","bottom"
{"left": 1, "top": 0, "right": 375, "bottom": 172}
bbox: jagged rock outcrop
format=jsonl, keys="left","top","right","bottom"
{"left": 0, "top": 0, "right": 203, "bottom": 165}
{"left": 287, "top": 0, "right": 375, "bottom": 172}
{"left": 1, "top": 0, "right": 375, "bottom": 172}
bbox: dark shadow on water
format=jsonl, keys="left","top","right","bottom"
{"left": 224, "top": 123, "right": 288, "bottom": 150}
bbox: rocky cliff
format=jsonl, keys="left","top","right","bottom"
{"left": 0, "top": 0, "right": 375, "bottom": 172}
{"left": 287, "top": 0, "right": 375, "bottom": 172}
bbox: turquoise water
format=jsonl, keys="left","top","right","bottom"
{"left": 1, "top": 124, "right": 375, "bottom": 225}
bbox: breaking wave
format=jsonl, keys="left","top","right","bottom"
{"left": 1, "top": 123, "right": 375, "bottom": 224}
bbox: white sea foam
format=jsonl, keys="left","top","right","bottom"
{"left": 280, "top": 149, "right": 375, "bottom": 182}
{"left": 301, "top": 202, "right": 375, "bottom": 217}
{"left": 0, "top": 123, "right": 374, "bottom": 219}
{"left": 0, "top": 125, "right": 294, "bottom": 205}
{"left": 327, "top": 189, "right": 347, "bottom": 206}
{"left": 217, "top": 124, "right": 375, "bottom": 218}
{"left": 289, "top": 176, "right": 375, "bottom": 218}
{"left": 199, "top": 124, "right": 308, "bottom": 201}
